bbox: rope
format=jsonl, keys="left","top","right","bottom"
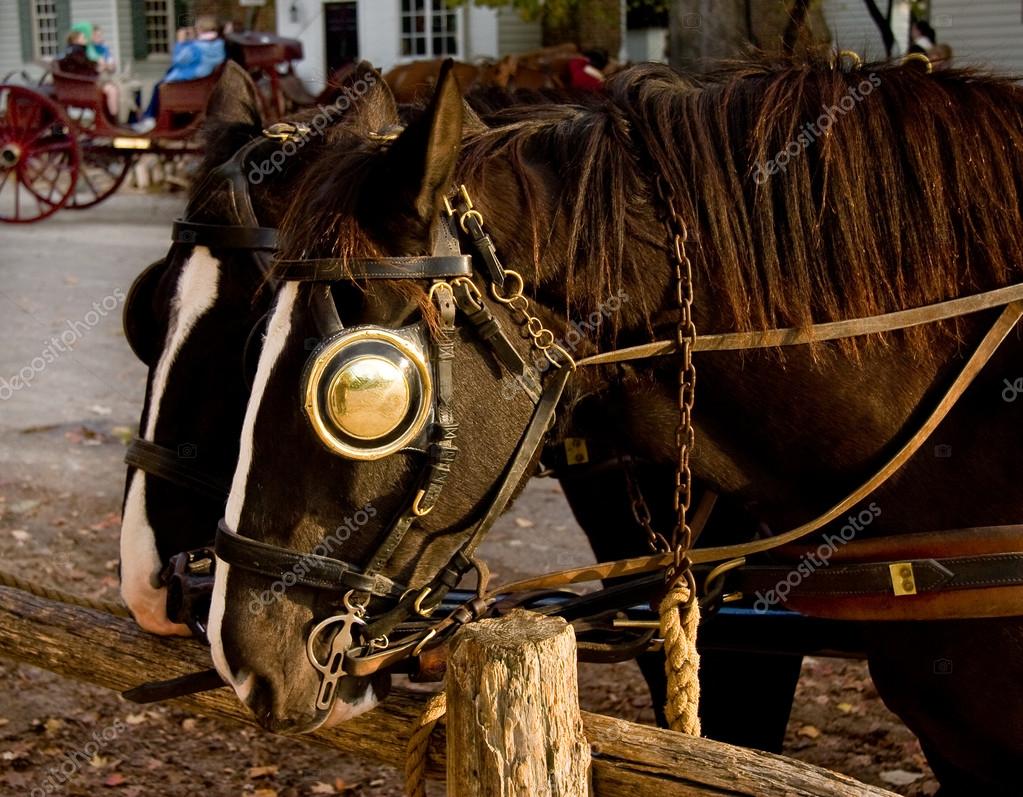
{"left": 404, "top": 690, "right": 447, "bottom": 797}
{"left": 659, "top": 581, "right": 701, "bottom": 736}
{"left": 0, "top": 568, "right": 131, "bottom": 618}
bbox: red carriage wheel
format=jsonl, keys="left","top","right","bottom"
{"left": 0, "top": 84, "right": 79, "bottom": 223}
{"left": 68, "top": 138, "right": 132, "bottom": 210}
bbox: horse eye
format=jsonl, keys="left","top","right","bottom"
{"left": 326, "top": 355, "right": 411, "bottom": 441}
{"left": 303, "top": 329, "right": 433, "bottom": 460}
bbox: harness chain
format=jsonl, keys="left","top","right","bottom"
{"left": 656, "top": 175, "right": 702, "bottom": 736}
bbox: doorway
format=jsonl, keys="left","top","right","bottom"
{"left": 324, "top": 2, "right": 359, "bottom": 75}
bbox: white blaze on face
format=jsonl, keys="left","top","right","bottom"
{"left": 120, "top": 248, "right": 220, "bottom": 636}
{"left": 208, "top": 283, "right": 298, "bottom": 699}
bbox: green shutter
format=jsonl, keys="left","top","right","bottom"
{"left": 131, "top": 0, "right": 149, "bottom": 60}
{"left": 19, "top": 0, "right": 34, "bottom": 62}
{"left": 174, "top": 0, "right": 189, "bottom": 28}
{"left": 55, "top": 0, "right": 70, "bottom": 41}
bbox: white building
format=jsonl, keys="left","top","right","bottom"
{"left": 276, "top": 1, "right": 542, "bottom": 93}
{"left": 2, "top": 0, "right": 183, "bottom": 84}
{"left": 929, "top": 0, "right": 1023, "bottom": 74}
{"left": 822, "top": 0, "right": 911, "bottom": 60}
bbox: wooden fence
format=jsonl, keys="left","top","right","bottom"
{"left": 0, "top": 586, "right": 896, "bottom": 796}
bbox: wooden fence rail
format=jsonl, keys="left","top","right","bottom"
{"left": 0, "top": 586, "right": 896, "bottom": 797}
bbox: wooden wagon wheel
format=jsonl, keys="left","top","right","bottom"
{"left": 67, "top": 136, "right": 132, "bottom": 210}
{"left": 0, "top": 84, "right": 79, "bottom": 223}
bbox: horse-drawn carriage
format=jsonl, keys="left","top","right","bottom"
{"left": 0, "top": 32, "right": 308, "bottom": 224}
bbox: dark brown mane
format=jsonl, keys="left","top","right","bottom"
{"left": 280, "top": 58, "right": 1023, "bottom": 348}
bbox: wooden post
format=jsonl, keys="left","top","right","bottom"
{"left": 446, "top": 610, "right": 590, "bottom": 796}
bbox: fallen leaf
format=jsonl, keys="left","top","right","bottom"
{"left": 103, "top": 773, "right": 126, "bottom": 787}
{"left": 836, "top": 702, "right": 854, "bottom": 713}
{"left": 253, "top": 790, "right": 278, "bottom": 797}
{"left": 308, "top": 784, "right": 335, "bottom": 795}
{"left": 797, "top": 724, "right": 821, "bottom": 739}
{"left": 124, "top": 713, "right": 147, "bottom": 726}
{"left": 249, "top": 765, "right": 279, "bottom": 779}
{"left": 43, "top": 718, "right": 63, "bottom": 734}
{"left": 880, "top": 770, "right": 925, "bottom": 786}
{"left": 89, "top": 754, "right": 110, "bottom": 768}
{"left": 514, "top": 517, "right": 535, "bottom": 528}
{"left": 181, "top": 718, "right": 198, "bottom": 732}
{"left": 10, "top": 530, "right": 29, "bottom": 542}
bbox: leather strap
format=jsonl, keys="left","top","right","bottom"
{"left": 735, "top": 553, "right": 1023, "bottom": 598}
{"left": 172, "top": 220, "right": 279, "bottom": 250}
{"left": 276, "top": 255, "right": 472, "bottom": 282}
{"left": 125, "top": 438, "right": 229, "bottom": 501}
{"left": 492, "top": 301, "right": 1023, "bottom": 598}
{"left": 358, "top": 366, "right": 572, "bottom": 642}
{"left": 215, "top": 521, "right": 406, "bottom": 599}
{"left": 578, "top": 281, "right": 1023, "bottom": 366}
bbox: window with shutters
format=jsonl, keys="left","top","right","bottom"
{"left": 400, "top": 0, "right": 461, "bottom": 59}
{"left": 144, "top": 0, "right": 175, "bottom": 56}
{"left": 31, "top": 0, "right": 61, "bottom": 59}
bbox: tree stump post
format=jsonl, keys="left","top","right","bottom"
{"left": 446, "top": 609, "right": 591, "bottom": 796}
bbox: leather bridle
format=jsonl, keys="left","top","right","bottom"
{"left": 123, "top": 123, "right": 1023, "bottom": 710}
{"left": 213, "top": 183, "right": 577, "bottom": 711}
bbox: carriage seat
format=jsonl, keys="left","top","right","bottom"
{"left": 51, "top": 68, "right": 106, "bottom": 114}
{"left": 155, "top": 66, "right": 224, "bottom": 133}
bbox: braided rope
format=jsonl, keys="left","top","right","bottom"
{"left": 0, "top": 568, "right": 131, "bottom": 618}
{"left": 659, "top": 582, "right": 701, "bottom": 736}
{"left": 404, "top": 690, "right": 447, "bottom": 797}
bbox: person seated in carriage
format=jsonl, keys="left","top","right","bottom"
{"left": 132, "top": 15, "right": 225, "bottom": 133}
{"left": 57, "top": 23, "right": 119, "bottom": 118}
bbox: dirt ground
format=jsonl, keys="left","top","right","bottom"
{"left": 0, "top": 194, "right": 939, "bottom": 795}
{"left": 0, "top": 471, "right": 938, "bottom": 796}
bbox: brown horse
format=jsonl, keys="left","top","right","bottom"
{"left": 208, "top": 58, "right": 1023, "bottom": 794}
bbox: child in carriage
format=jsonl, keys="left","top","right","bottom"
{"left": 57, "top": 23, "right": 119, "bottom": 119}
{"left": 132, "top": 15, "right": 225, "bottom": 133}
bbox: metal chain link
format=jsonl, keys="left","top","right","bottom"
{"left": 655, "top": 175, "right": 698, "bottom": 584}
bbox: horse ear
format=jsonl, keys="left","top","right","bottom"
{"left": 329, "top": 60, "right": 399, "bottom": 131}
{"left": 206, "top": 61, "right": 263, "bottom": 131}
{"left": 362, "top": 59, "right": 463, "bottom": 239}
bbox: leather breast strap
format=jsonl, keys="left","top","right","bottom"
{"left": 125, "top": 438, "right": 229, "bottom": 502}
{"left": 275, "top": 255, "right": 472, "bottom": 282}
{"left": 215, "top": 521, "right": 406, "bottom": 599}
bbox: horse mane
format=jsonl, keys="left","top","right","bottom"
{"left": 458, "top": 58, "right": 1023, "bottom": 349}
{"left": 281, "top": 58, "right": 1023, "bottom": 350}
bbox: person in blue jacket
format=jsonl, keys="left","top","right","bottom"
{"left": 133, "top": 15, "right": 225, "bottom": 132}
